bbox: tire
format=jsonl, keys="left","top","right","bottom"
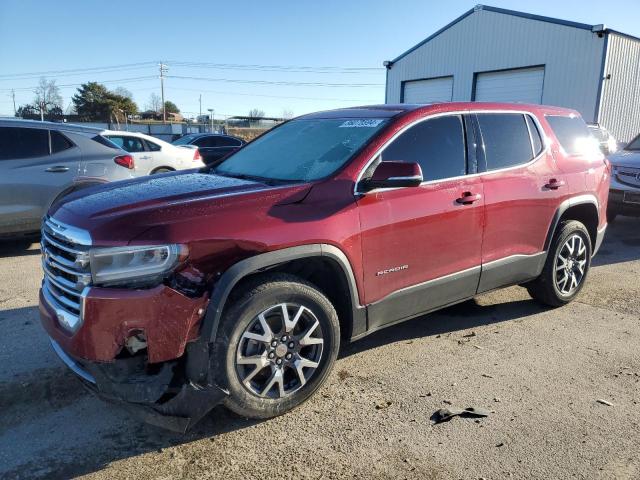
{"left": 215, "top": 273, "right": 340, "bottom": 419}
{"left": 151, "top": 168, "right": 173, "bottom": 174}
{"left": 526, "top": 220, "right": 592, "bottom": 307}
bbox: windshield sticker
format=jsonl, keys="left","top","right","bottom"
{"left": 339, "top": 119, "right": 384, "bottom": 128}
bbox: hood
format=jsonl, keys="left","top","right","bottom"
{"left": 51, "top": 172, "right": 311, "bottom": 244}
{"left": 609, "top": 150, "right": 640, "bottom": 168}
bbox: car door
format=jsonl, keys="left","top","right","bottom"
{"left": 473, "top": 112, "right": 563, "bottom": 293}
{"left": 357, "top": 114, "right": 485, "bottom": 330}
{"left": 106, "top": 135, "right": 150, "bottom": 175}
{"left": 0, "top": 127, "right": 80, "bottom": 235}
{"left": 142, "top": 138, "right": 169, "bottom": 170}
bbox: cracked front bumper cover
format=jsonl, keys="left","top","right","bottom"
{"left": 49, "top": 338, "right": 228, "bottom": 433}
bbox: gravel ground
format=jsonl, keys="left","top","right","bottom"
{"left": 0, "top": 218, "right": 638, "bottom": 480}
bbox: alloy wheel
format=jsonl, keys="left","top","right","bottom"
{"left": 554, "top": 234, "right": 588, "bottom": 296}
{"left": 235, "top": 303, "right": 324, "bottom": 399}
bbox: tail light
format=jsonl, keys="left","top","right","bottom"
{"left": 193, "top": 148, "right": 202, "bottom": 162}
{"left": 114, "top": 154, "right": 135, "bottom": 169}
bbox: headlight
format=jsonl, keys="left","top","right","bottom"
{"left": 90, "top": 244, "right": 185, "bottom": 287}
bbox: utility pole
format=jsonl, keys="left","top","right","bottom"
{"left": 159, "top": 62, "right": 168, "bottom": 123}
{"left": 10, "top": 90, "right": 16, "bottom": 115}
{"left": 199, "top": 94, "right": 202, "bottom": 121}
{"left": 207, "top": 108, "right": 214, "bottom": 132}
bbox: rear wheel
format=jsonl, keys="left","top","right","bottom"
{"left": 526, "top": 220, "right": 592, "bottom": 307}
{"left": 216, "top": 274, "right": 340, "bottom": 419}
{"left": 151, "top": 167, "right": 173, "bottom": 174}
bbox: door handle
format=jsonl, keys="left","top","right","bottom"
{"left": 456, "top": 192, "right": 482, "bottom": 205}
{"left": 544, "top": 179, "right": 566, "bottom": 190}
{"left": 45, "top": 166, "right": 69, "bottom": 173}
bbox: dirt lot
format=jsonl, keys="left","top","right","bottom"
{"left": 0, "top": 218, "right": 639, "bottom": 480}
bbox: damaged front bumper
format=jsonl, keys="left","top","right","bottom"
{"left": 49, "top": 337, "right": 228, "bottom": 433}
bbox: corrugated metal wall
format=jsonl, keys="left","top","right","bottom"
{"left": 386, "top": 8, "right": 605, "bottom": 122}
{"left": 599, "top": 33, "right": 640, "bottom": 142}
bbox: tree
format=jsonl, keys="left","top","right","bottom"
{"left": 281, "top": 108, "right": 294, "bottom": 120}
{"left": 72, "top": 82, "right": 138, "bottom": 122}
{"left": 248, "top": 108, "right": 265, "bottom": 120}
{"left": 113, "top": 87, "right": 133, "bottom": 100}
{"left": 33, "top": 77, "right": 63, "bottom": 117}
{"left": 164, "top": 100, "right": 180, "bottom": 113}
{"left": 146, "top": 93, "right": 162, "bottom": 113}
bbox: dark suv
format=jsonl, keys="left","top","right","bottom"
{"left": 40, "top": 103, "right": 609, "bottom": 431}
{"left": 172, "top": 133, "right": 244, "bottom": 165}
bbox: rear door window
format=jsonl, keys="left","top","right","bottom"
{"left": 194, "top": 136, "right": 218, "bottom": 148}
{"left": 108, "top": 135, "right": 146, "bottom": 153}
{"left": 218, "top": 136, "right": 242, "bottom": 147}
{"left": 476, "top": 114, "right": 533, "bottom": 170}
{"left": 50, "top": 130, "right": 74, "bottom": 154}
{"left": 546, "top": 115, "right": 594, "bottom": 156}
{"left": 0, "top": 127, "right": 49, "bottom": 160}
{"left": 381, "top": 115, "right": 467, "bottom": 182}
{"left": 144, "top": 139, "right": 161, "bottom": 151}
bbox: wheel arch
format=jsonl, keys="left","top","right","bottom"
{"left": 186, "top": 244, "right": 365, "bottom": 385}
{"left": 207, "top": 245, "right": 364, "bottom": 342}
{"left": 151, "top": 166, "right": 175, "bottom": 174}
{"left": 544, "top": 195, "right": 599, "bottom": 252}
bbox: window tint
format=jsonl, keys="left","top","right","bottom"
{"left": 50, "top": 130, "right": 74, "bottom": 154}
{"left": 145, "top": 140, "right": 161, "bottom": 151}
{"left": 91, "top": 135, "right": 119, "bottom": 149}
{"left": 0, "top": 127, "right": 49, "bottom": 160}
{"left": 477, "top": 114, "right": 533, "bottom": 170}
{"left": 108, "top": 136, "right": 145, "bottom": 153}
{"left": 194, "top": 136, "right": 217, "bottom": 148}
{"left": 546, "top": 115, "right": 593, "bottom": 156}
{"left": 525, "top": 116, "right": 543, "bottom": 156}
{"left": 381, "top": 115, "right": 466, "bottom": 182}
{"left": 217, "top": 136, "right": 241, "bottom": 147}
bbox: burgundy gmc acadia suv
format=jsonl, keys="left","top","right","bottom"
{"left": 39, "top": 102, "right": 609, "bottom": 431}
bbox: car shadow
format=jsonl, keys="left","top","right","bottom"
{"left": 591, "top": 216, "right": 640, "bottom": 267}
{"left": 0, "top": 239, "right": 40, "bottom": 258}
{"left": 0, "top": 295, "right": 549, "bottom": 479}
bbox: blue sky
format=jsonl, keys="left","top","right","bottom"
{"left": 1, "top": 0, "right": 639, "bottom": 119}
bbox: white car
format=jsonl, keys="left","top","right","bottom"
{"left": 101, "top": 130, "right": 205, "bottom": 176}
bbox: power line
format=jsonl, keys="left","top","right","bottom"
{"left": 170, "top": 86, "right": 379, "bottom": 103}
{"left": 167, "top": 75, "right": 383, "bottom": 88}
{"left": 0, "top": 62, "right": 157, "bottom": 80}
{"left": 0, "top": 60, "right": 382, "bottom": 80}
{"left": 166, "top": 61, "right": 383, "bottom": 74}
{"left": 0, "top": 76, "right": 157, "bottom": 92}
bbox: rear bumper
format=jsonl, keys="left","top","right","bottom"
{"left": 48, "top": 337, "right": 228, "bottom": 432}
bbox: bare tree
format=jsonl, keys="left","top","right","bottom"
{"left": 248, "top": 108, "right": 265, "bottom": 120}
{"left": 114, "top": 87, "right": 134, "bottom": 100}
{"left": 33, "top": 77, "right": 63, "bottom": 119}
{"left": 146, "top": 93, "right": 162, "bottom": 113}
{"left": 281, "top": 108, "right": 294, "bottom": 120}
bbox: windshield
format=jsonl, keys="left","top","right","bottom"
{"left": 214, "top": 118, "right": 388, "bottom": 182}
{"left": 625, "top": 134, "right": 640, "bottom": 151}
{"left": 173, "top": 135, "right": 197, "bottom": 145}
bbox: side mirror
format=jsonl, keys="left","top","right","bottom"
{"left": 360, "top": 161, "right": 423, "bottom": 192}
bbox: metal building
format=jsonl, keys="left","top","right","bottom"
{"left": 384, "top": 5, "right": 640, "bottom": 141}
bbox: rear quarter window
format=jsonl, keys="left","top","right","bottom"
{"left": 546, "top": 115, "right": 593, "bottom": 156}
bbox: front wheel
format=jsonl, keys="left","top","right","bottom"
{"left": 216, "top": 274, "right": 340, "bottom": 419}
{"left": 526, "top": 220, "right": 592, "bottom": 307}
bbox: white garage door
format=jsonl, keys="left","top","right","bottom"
{"left": 402, "top": 77, "right": 453, "bottom": 103}
{"left": 474, "top": 67, "right": 545, "bottom": 104}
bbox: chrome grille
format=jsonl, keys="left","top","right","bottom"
{"left": 615, "top": 167, "right": 640, "bottom": 188}
{"left": 41, "top": 217, "right": 92, "bottom": 332}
